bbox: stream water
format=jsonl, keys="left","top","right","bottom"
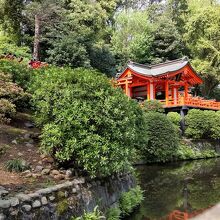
{"left": 128, "top": 158, "right": 220, "bottom": 220}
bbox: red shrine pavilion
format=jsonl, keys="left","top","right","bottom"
{"left": 117, "top": 57, "right": 220, "bottom": 110}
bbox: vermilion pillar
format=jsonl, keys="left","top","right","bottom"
{"left": 184, "top": 83, "right": 189, "bottom": 101}
{"left": 165, "top": 80, "right": 169, "bottom": 105}
{"left": 125, "top": 80, "right": 130, "bottom": 97}
{"left": 147, "top": 81, "right": 155, "bottom": 100}
{"left": 129, "top": 86, "right": 132, "bottom": 98}
{"left": 147, "top": 83, "right": 150, "bottom": 100}
{"left": 173, "top": 87, "right": 178, "bottom": 105}
{"left": 149, "top": 82, "right": 155, "bottom": 100}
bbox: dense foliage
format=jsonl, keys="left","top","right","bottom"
{"left": 0, "top": 34, "right": 31, "bottom": 60}
{"left": 185, "top": 109, "right": 220, "bottom": 140}
{"left": 0, "top": 0, "right": 219, "bottom": 178}
{"left": 111, "top": 10, "right": 152, "bottom": 69}
{"left": 142, "top": 112, "right": 179, "bottom": 162}
{"left": 184, "top": 6, "right": 220, "bottom": 97}
{"left": 31, "top": 67, "right": 147, "bottom": 177}
{"left": 0, "top": 60, "right": 32, "bottom": 89}
{"left": 0, "top": 65, "right": 28, "bottom": 123}
{"left": 0, "top": 0, "right": 219, "bottom": 98}
{"left": 175, "top": 144, "right": 218, "bottom": 160}
{"left": 167, "top": 112, "right": 181, "bottom": 126}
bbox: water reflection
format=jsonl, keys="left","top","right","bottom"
{"left": 128, "top": 158, "right": 220, "bottom": 220}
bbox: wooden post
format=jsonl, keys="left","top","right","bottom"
{"left": 129, "top": 86, "right": 132, "bottom": 98}
{"left": 173, "top": 87, "right": 178, "bottom": 105}
{"left": 125, "top": 80, "right": 129, "bottom": 97}
{"left": 153, "top": 83, "right": 156, "bottom": 99}
{"left": 147, "top": 83, "right": 150, "bottom": 100}
{"left": 149, "top": 81, "right": 154, "bottom": 100}
{"left": 184, "top": 83, "right": 189, "bottom": 103}
{"left": 171, "top": 86, "right": 174, "bottom": 100}
{"left": 165, "top": 80, "right": 169, "bottom": 105}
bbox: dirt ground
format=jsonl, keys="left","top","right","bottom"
{"left": 0, "top": 112, "right": 59, "bottom": 196}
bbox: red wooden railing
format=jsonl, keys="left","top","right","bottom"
{"left": 164, "top": 206, "right": 214, "bottom": 220}
{"left": 160, "top": 95, "right": 220, "bottom": 110}
{"left": 168, "top": 210, "right": 188, "bottom": 220}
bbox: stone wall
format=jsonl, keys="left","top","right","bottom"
{"left": 191, "top": 139, "right": 220, "bottom": 153}
{"left": 0, "top": 174, "right": 135, "bottom": 220}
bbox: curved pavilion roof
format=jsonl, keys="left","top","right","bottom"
{"left": 128, "top": 57, "right": 189, "bottom": 76}
{"left": 117, "top": 57, "right": 203, "bottom": 85}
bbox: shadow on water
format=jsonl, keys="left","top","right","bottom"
{"left": 128, "top": 158, "right": 220, "bottom": 220}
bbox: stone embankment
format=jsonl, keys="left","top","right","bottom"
{"left": 0, "top": 174, "right": 135, "bottom": 220}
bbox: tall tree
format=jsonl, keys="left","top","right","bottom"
{"left": 168, "top": 0, "right": 189, "bottom": 35}
{"left": 0, "top": 0, "right": 24, "bottom": 44}
{"left": 150, "top": 15, "right": 184, "bottom": 64}
{"left": 188, "top": 0, "right": 219, "bottom": 10}
{"left": 116, "top": 0, "right": 163, "bottom": 10}
{"left": 44, "top": 0, "right": 118, "bottom": 75}
{"left": 184, "top": 6, "right": 220, "bottom": 97}
{"left": 25, "top": 0, "right": 63, "bottom": 60}
{"left": 111, "top": 10, "right": 153, "bottom": 70}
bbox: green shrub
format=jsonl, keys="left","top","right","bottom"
{"left": 72, "top": 206, "right": 105, "bottom": 220}
{"left": 185, "top": 109, "right": 210, "bottom": 139}
{"left": 0, "top": 60, "right": 32, "bottom": 89}
{"left": 211, "top": 111, "right": 220, "bottom": 139}
{"left": 31, "top": 67, "right": 147, "bottom": 177}
{"left": 5, "top": 159, "right": 29, "bottom": 172}
{"left": 0, "top": 71, "right": 28, "bottom": 123}
{"left": 106, "top": 207, "right": 121, "bottom": 220}
{"left": 201, "top": 149, "right": 218, "bottom": 158}
{"left": 119, "top": 186, "right": 144, "bottom": 216}
{"left": 167, "top": 112, "right": 182, "bottom": 136}
{"left": 167, "top": 112, "right": 181, "bottom": 126}
{"left": 142, "top": 100, "right": 164, "bottom": 113}
{"left": 175, "top": 144, "right": 218, "bottom": 160}
{"left": 185, "top": 109, "right": 220, "bottom": 139}
{"left": 142, "top": 112, "right": 179, "bottom": 162}
{"left": 0, "top": 35, "right": 31, "bottom": 60}
{"left": 0, "top": 99, "right": 16, "bottom": 123}
{"left": 175, "top": 144, "right": 197, "bottom": 160}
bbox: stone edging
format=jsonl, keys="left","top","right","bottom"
{"left": 0, "top": 174, "right": 135, "bottom": 220}
{"left": 0, "top": 178, "right": 85, "bottom": 219}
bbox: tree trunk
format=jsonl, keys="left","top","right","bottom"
{"left": 33, "top": 15, "right": 40, "bottom": 61}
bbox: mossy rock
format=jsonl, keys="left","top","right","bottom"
{"left": 57, "top": 198, "right": 69, "bottom": 215}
